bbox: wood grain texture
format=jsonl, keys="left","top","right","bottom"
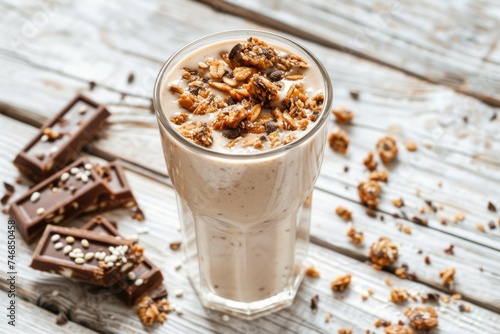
{"left": 0, "top": 290, "right": 98, "bottom": 334}
{"left": 1, "top": 115, "right": 499, "bottom": 334}
{"left": 198, "top": 0, "right": 500, "bottom": 106}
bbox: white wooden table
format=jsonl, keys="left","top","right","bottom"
{"left": 0, "top": 1, "right": 499, "bottom": 333}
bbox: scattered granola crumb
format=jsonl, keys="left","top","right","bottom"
{"left": 136, "top": 295, "right": 171, "bottom": 326}
{"left": 361, "top": 294, "right": 368, "bottom": 301}
{"left": 328, "top": 129, "right": 349, "bottom": 154}
{"left": 384, "top": 325, "right": 414, "bottom": 334}
{"left": 415, "top": 188, "right": 421, "bottom": 197}
{"left": 405, "top": 140, "right": 417, "bottom": 152}
{"left": 453, "top": 213, "right": 465, "bottom": 223}
{"left": 131, "top": 206, "right": 145, "bottom": 222}
{"left": 367, "top": 289, "right": 375, "bottom": 295}
{"left": 487, "top": 201, "right": 497, "bottom": 212}
{"left": 451, "top": 293, "right": 462, "bottom": 300}
{"left": 458, "top": 304, "right": 471, "bottom": 313}
{"left": 405, "top": 306, "right": 438, "bottom": 331}
{"left": 397, "top": 223, "right": 412, "bottom": 235}
{"left": 346, "top": 223, "right": 364, "bottom": 244}
{"left": 331, "top": 274, "right": 352, "bottom": 292}
{"left": 363, "top": 152, "right": 378, "bottom": 171}
{"left": 441, "top": 295, "right": 450, "bottom": 304}
{"left": 349, "top": 90, "right": 360, "bottom": 100}
{"left": 338, "top": 328, "right": 352, "bottom": 334}
{"left": 392, "top": 198, "right": 404, "bottom": 208}
{"left": 305, "top": 265, "right": 320, "bottom": 278}
{"left": 390, "top": 288, "right": 409, "bottom": 303}
{"left": 332, "top": 107, "right": 354, "bottom": 124}
{"left": 385, "top": 277, "right": 393, "bottom": 287}
{"left": 369, "top": 237, "right": 398, "bottom": 269}
{"left": 358, "top": 180, "right": 381, "bottom": 208}
{"left": 368, "top": 169, "right": 389, "bottom": 182}
{"left": 374, "top": 318, "right": 383, "bottom": 328}
{"left": 476, "top": 224, "right": 485, "bottom": 232}
{"left": 376, "top": 136, "right": 398, "bottom": 165}
{"left": 444, "top": 244, "right": 454, "bottom": 255}
{"left": 222, "top": 314, "right": 230, "bottom": 322}
{"left": 439, "top": 267, "right": 456, "bottom": 287}
{"left": 325, "top": 312, "right": 332, "bottom": 323}
{"left": 310, "top": 294, "right": 319, "bottom": 313}
{"left": 336, "top": 206, "right": 352, "bottom": 221}
{"left": 170, "top": 242, "right": 181, "bottom": 251}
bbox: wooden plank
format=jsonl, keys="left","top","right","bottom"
{"left": 198, "top": 0, "right": 500, "bottom": 107}
{"left": 0, "top": 290, "right": 98, "bottom": 333}
{"left": 1, "top": 115, "right": 499, "bottom": 333}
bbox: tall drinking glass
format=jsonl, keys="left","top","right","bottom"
{"left": 153, "top": 30, "right": 332, "bottom": 319}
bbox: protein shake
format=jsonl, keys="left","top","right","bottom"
{"left": 154, "top": 30, "right": 332, "bottom": 318}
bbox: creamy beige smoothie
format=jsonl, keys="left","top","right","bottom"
{"left": 154, "top": 31, "right": 331, "bottom": 317}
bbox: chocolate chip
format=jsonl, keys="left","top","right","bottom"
{"left": 412, "top": 216, "right": 427, "bottom": 226}
{"left": 189, "top": 86, "right": 201, "bottom": 96}
{"left": 391, "top": 213, "right": 400, "bottom": 218}
{"left": 268, "top": 70, "right": 285, "bottom": 82}
{"left": 3, "top": 182, "right": 15, "bottom": 193}
{"left": 228, "top": 43, "right": 242, "bottom": 61}
{"left": 487, "top": 201, "right": 497, "bottom": 212}
{"left": 427, "top": 293, "right": 440, "bottom": 303}
{"left": 349, "top": 90, "right": 360, "bottom": 101}
{"left": 424, "top": 255, "right": 431, "bottom": 265}
{"left": 310, "top": 294, "right": 319, "bottom": 313}
{"left": 424, "top": 199, "right": 432, "bottom": 207}
{"left": 265, "top": 121, "right": 277, "bottom": 134}
{"left": 491, "top": 112, "right": 497, "bottom": 121}
{"left": 1, "top": 193, "right": 11, "bottom": 206}
{"left": 89, "top": 81, "right": 96, "bottom": 91}
{"left": 127, "top": 72, "right": 135, "bottom": 84}
{"left": 417, "top": 249, "right": 423, "bottom": 254}
{"left": 444, "top": 244, "right": 454, "bottom": 255}
{"left": 365, "top": 209, "right": 377, "bottom": 218}
{"left": 227, "top": 97, "right": 236, "bottom": 106}
{"left": 222, "top": 127, "right": 241, "bottom": 139}
{"left": 458, "top": 304, "right": 466, "bottom": 312}
{"left": 343, "top": 166, "right": 349, "bottom": 173}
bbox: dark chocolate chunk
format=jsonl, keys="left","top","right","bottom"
{"left": 349, "top": 90, "right": 360, "bottom": 101}
{"left": 30, "top": 225, "right": 143, "bottom": 287}
{"left": 487, "top": 201, "right": 497, "bottom": 212}
{"left": 411, "top": 216, "right": 427, "bottom": 226}
{"left": 488, "top": 221, "right": 496, "bottom": 230}
{"left": 265, "top": 121, "right": 277, "bottom": 134}
{"left": 127, "top": 72, "right": 135, "bottom": 84}
{"left": 13, "top": 94, "right": 110, "bottom": 182}
{"left": 228, "top": 43, "right": 242, "bottom": 61}
{"left": 4, "top": 182, "right": 15, "bottom": 193}
{"left": 424, "top": 255, "right": 431, "bottom": 265}
{"left": 268, "top": 70, "right": 285, "bottom": 82}
{"left": 365, "top": 208, "right": 377, "bottom": 218}
{"left": 310, "top": 294, "right": 319, "bottom": 313}
{"left": 444, "top": 244, "right": 455, "bottom": 255}
{"left": 222, "top": 127, "right": 241, "bottom": 139}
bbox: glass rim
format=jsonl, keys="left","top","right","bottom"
{"left": 153, "top": 29, "right": 333, "bottom": 159}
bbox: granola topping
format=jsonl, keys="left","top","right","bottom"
{"left": 384, "top": 325, "right": 414, "bottom": 334}
{"left": 358, "top": 180, "right": 381, "bottom": 208}
{"left": 346, "top": 223, "right": 364, "bottom": 244}
{"left": 164, "top": 37, "right": 325, "bottom": 152}
{"left": 376, "top": 136, "right": 398, "bottom": 165}
{"left": 328, "top": 129, "right": 349, "bottom": 153}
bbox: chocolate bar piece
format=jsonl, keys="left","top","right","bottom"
{"left": 82, "top": 216, "right": 164, "bottom": 306}
{"left": 86, "top": 161, "right": 137, "bottom": 213}
{"left": 30, "top": 225, "right": 143, "bottom": 287}
{"left": 14, "top": 94, "right": 110, "bottom": 182}
{"left": 9, "top": 157, "right": 112, "bottom": 243}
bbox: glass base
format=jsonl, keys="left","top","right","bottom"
{"left": 187, "top": 262, "right": 308, "bottom": 319}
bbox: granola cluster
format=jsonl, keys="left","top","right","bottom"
{"left": 336, "top": 206, "right": 352, "bottom": 221}
{"left": 168, "top": 37, "right": 324, "bottom": 151}
{"left": 404, "top": 306, "right": 438, "bottom": 331}
{"left": 346, "top": 223, "right": 364, "bottom": 244}
{"left": 390, "top": 287, "right": 409, "bottom": 303}
{"left": 439, "top": 266, "right": 456, "bottom": 287}
{"left": 358, "top": 180, "right": 381, "bottom": 208}
{"left": 328, "top": 129, "right": 349, "bottom": 154}
{"left": 369, "top": 237, "right": 399, "bottom": 269}
{"left": 384, "top": 325, "right": 414, "bottom": 334}
{"left": 136, "top": 295, "right": 171, "bottom": 326}
{"left": 331, "top": 273, "right": 352, "bottom": 292}
{"left": 376, "top": 136, "right": 398, "bottom": 165}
